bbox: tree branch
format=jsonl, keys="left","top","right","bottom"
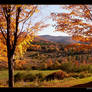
{"left": 11, "top": 7, "right": 21, "bottom": 56}
{"left": 0, "top": 27, "right": 7, "bottom": 40}
{"left": 19, "top": 6, "right": 37, "bottom": 23}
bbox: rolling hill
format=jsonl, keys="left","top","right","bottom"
{"left": 36, "top": 35, "right": 77, "bottom": 44}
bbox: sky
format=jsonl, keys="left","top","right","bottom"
{"left": 31, "top": 5, "right": 70, "bottom": 36}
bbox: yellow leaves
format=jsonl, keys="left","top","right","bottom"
{"left": 0, "top": 5, "right": 41, "bottom": 59}
{"left": 18, "top": 45, "right": 23, "bottom": 55}
{"left": 76, "top": 43, "right": 81, "bottom": 46}
{"left": 70, "top": 11, "right": 76, "bottom": 15}
{"left": 0, "top": 56, "right": 8, "bottom": 61}
{"left": 86, "top": 38, "right": 89, "bottom": 41}
{"left": 30, "top": 39, "right": 33, "bottom": 42}
{"left": 86, "top": 11, "right": 90, "bottom": 15}
{"left": 26, "top": 28, "right": 32, "bottom": 32}
{"left": 35, "top": 9, "right": 39, "bottom": 13}
{"left": 15, "top": 31, "right": 34, "bottom": 59}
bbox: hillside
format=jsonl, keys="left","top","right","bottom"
{"left": 37, "top": 35, "right": 77, "bottom": 44}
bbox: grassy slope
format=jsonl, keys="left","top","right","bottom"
{"left": 0, "top": 70, "right": 59, "bottom": 80}
{"left": 0, "top": 70, "right": 92, "bottom": 87}
{"left": 40, "top": 77, "right": 92, "bottom": 87}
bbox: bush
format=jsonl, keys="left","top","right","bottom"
{"left": 87, "top": 64, "right": 92, "bottom": 73}
{"left": 24, "top": 73, "right": 36, "bottom": 82}
{"left": 14, "top": 72, "right": 25, "bottom": 82}
{"left": 79, "top": 73, "right": 86, "bottom": 78}
{"left": 14, "top": 72, "right": 45, "bottom": 82}
{"left": 69, "top": 72, "right": 92, "bottom": 79}
{"left": 60, "top": 62, "right": 74, "bottom": 73}
{"left": 69, "top": 73, "right": 79, "bottom": 78}
{"left": 36, "top": 73, "right": 44, "bottom": 79}
{"left": 35, "top": 73, "right": 45, "bottom": 81}
{"left": 39, "top": 63, "right": 48, "bottom": 70}
{"left": 45, "top": 70, "right": 69, "bottom": 81}
{"left": 72, "top": 65, "right": 80, "bottom": 72}
{"left": 73, "top": 64, "right": 92, "bottom": 73}
{"left": 78, "top": 64, "right": 88, "bottom": 72}
{"left": 59, "top": 62, "right": 91, "bottom": 73}
{"left": 50, "top": 61, "right": 61, "bottom": 70}
{"left": 14, "top": 72, "right": 36, "bottom": 82}
{"left": 79, "top": 72, "right": 92, "bottom": 78}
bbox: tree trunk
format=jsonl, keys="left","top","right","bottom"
{"left": 8, "top": 56, "right": 14, "bottom": 88}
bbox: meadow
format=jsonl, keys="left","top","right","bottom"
{"left": 0, "top": 70, "right": 92, "bottom": 87}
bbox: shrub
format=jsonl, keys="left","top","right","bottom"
{"left": 87, "top": 64, "right": 92, "bottom": 73}
{"left": 79, "top": 72, "right": 92, "bottom": 78}
{"left": 50, "top": 61, "right": 61, "bottom": 70}
{"left": 69, "top": 72, "right": 92, "bottom": 79}
{"left": 45, "top": 70, "right": 69, "bottom": 81}
{"left": 39, "top": 63, "right": 48, "bottom": 70}
{"left": 79, "top": 73, "right": 86, "bottom": 78}
{"left": 60, "top": 62, "right": 74, "bottom": 73}
{"left": 78, "top": 64, "right": 88, "bottom": 72}
{"left": 24, "top": 73, "right": 36, "bottom": 82}
{"left": 36, "top": 73, "right": 44, "bottom": 79}
{"left": 31, "top": 66, "right": 38, "bottom": 70}
{"left": 35, "top": 73, "right": 45, "bottom": 81}
{"left": 14, "top": 72, "right": 25, "bottom": 82}
{"left": 72, "top": 64, "right": 92, "bottom": 73}
{"left": 14, "top": 72, "right": 45, "bottom": 82}
{"left": 59, "top": 62, "right": 91, "bottom": 73}
{"left": 72, "top": 65, "right": 80, "bottom": 72}
{"left": 14, "top": 72, "right": 36, "bottom": 82}
{"left": 69, "top": 73, "right": 79, "bottom": 78}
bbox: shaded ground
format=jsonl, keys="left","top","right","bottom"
{"left": 72, "top": 81, "right": 92, "bottom": 88}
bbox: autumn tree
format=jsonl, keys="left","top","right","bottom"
{"left": 0, "top": 5, "right": 48, "bottom": 88}
{"left": 51, "top": 5, "right": 92, "bottom": 48}
{"left": 47, "top": 58, "right": 53, "bottom": 68}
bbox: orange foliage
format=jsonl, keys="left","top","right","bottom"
{"left": 47, "top": 58, "right": 53, "bottom": 67}
{"left": 75, "top": 61, "right": 79, "bottom": 67}
{"left": 83, "top": 60, "right": 87, "bottom": 65}
{"left": 51, "top": 5, "right": 92, "bottom": 49}
{"left": 45, "top": 70, "right": 69, "bottom": 81}
{"left": 15, "top": 60, "right": 26, "bottom": 68}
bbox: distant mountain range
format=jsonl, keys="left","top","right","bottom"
{"left": 35, "top": 35, "right": 77, "bottom": 44}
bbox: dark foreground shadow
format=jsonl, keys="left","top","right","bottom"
{"left": 71, "top": 81, "right": 92, "bottom": 88}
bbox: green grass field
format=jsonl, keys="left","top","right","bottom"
{"left": 0, "top": 70, "right": 92, "bottom": 88}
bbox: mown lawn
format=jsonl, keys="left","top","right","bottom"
{"left": 0, "top": 70, "right": 92, "bottom": 88}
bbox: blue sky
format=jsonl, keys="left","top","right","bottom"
{"left": 31, "top": 5, "right": 69, "bottom": 36}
